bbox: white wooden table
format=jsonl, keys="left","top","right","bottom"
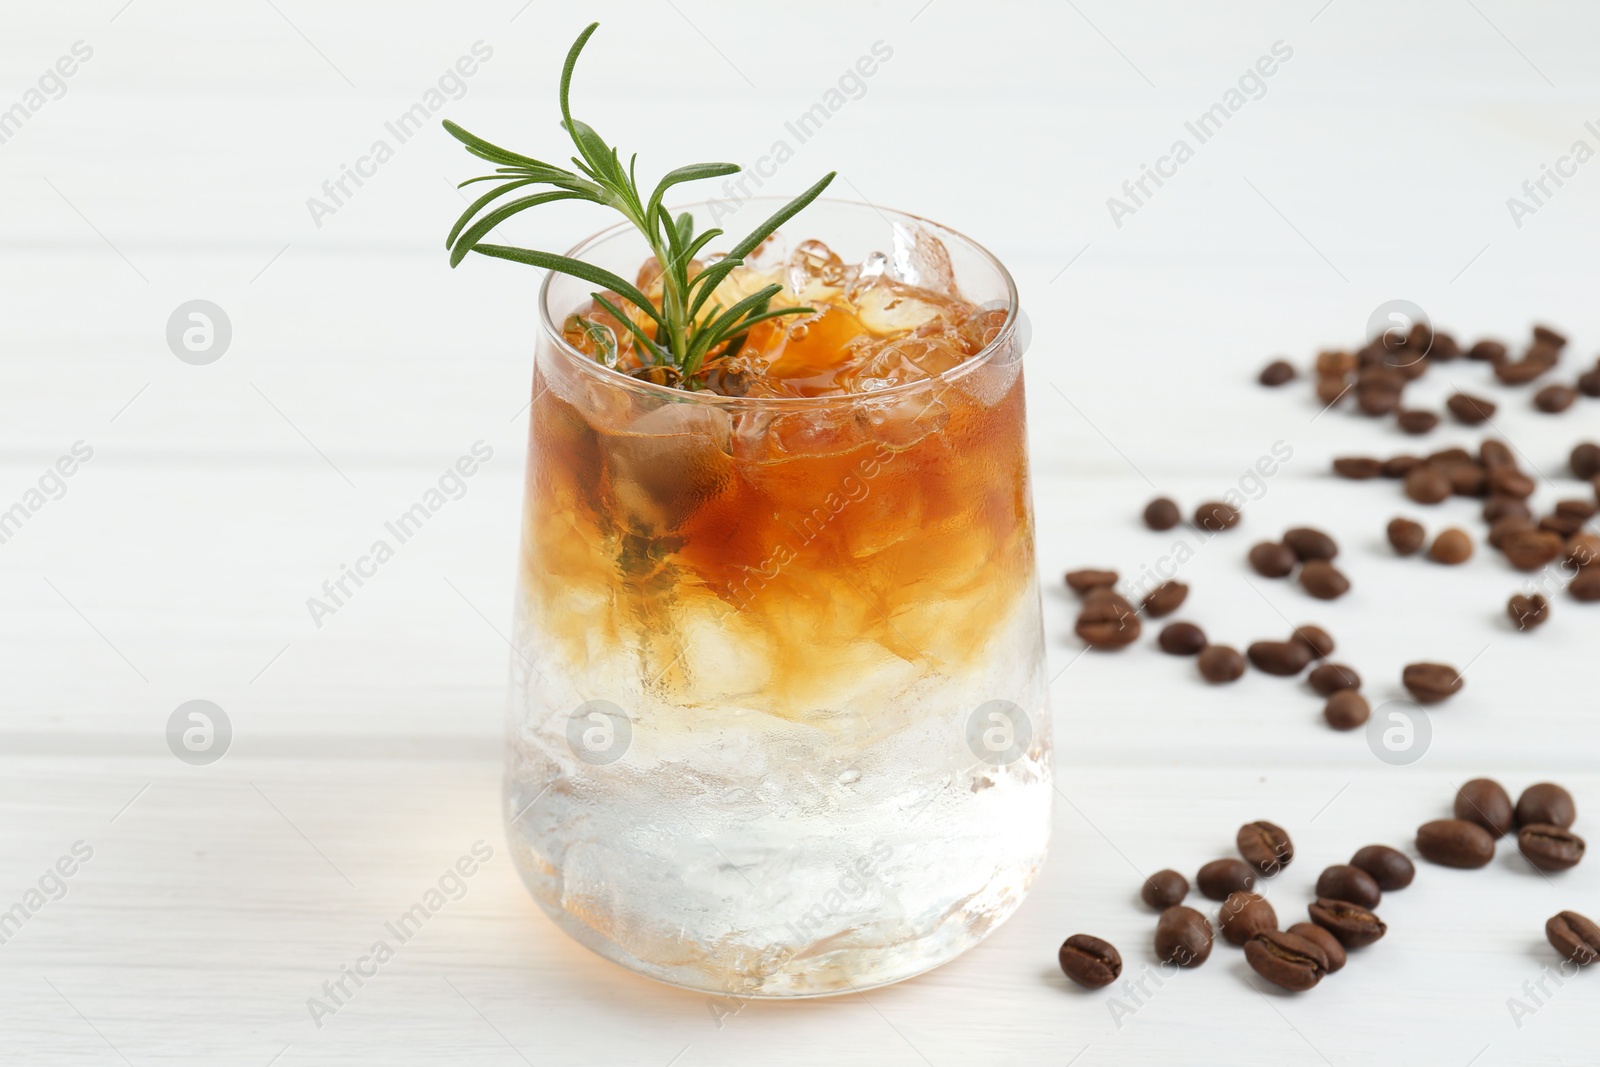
{"left": 4, "top": 2, "right": 1598, "bottom": 1063}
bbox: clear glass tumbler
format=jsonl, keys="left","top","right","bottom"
{"left": 505, "top": 199, "right": 1050, "bottom": 996}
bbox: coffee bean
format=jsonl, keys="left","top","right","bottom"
{"left": 1248, "top": 640, "right": 1312, "bottom": 676}
{"left": 1142, "top": 580, "right": 1189, "bottom": 618}
{"left": 1487, "top": 466, "right": 1535, "bottom": 499}
{"left": 1504, "top": 529, "right": 1564, "bottom": 570}
{"left": 1283, "top": 527, "right": 1338, "bottom": 561}
{"left": 1144, "top": 496, "right": 1181, "bottom": 531}
{"left": 1350, "top": 845, "right": 1415, "bottom": 890}
{"left": 1519, "top": 824, "right": 1586, "bottom": 872}
{"left": 1416, "top": 818, "right": 1496, "bottom": 868}
{"left": 1197, "top": 858, "right": 1256, "bottom": 900}
{"left": 1141, "top": 869, "right": 1189, "bottom": 910}
{"left": 1497, "top": 357, "right": 1554, "bottom": 385}
{"left": 1287, "top": 922, "right": 1346, "bottom": 973}
{"left": 1535, "top": 384, "right": 1578, "bottom": 413}
{"left": 1483, "top": 496, "right": 1531, "bottom": 523}
{"left": 1324, "top": 690, "right": 1370, "bottom": 730}
{"left": 1195, "top": 501, "right": 1240, "bottom": 532}
{"left": 1402, "top": 662, "right": 1463, "bottom": 704}
{"left": 1509, "top": 593, "right": 1551, "bottom": 630}
{"left": 1540, "top": 512, "right": 1585, "bottom": 539}
{"left": 1556, "top": 497, "right": 1598, "bottom": 520}
{"left": 1533, "top": 324, "right": 1568, "bottom": 349}
{"left": 1572, "top": 442, "right": 1600, "bottom": 480}
{"left": 1155, "top": 905, "right": 1214, "bottom": 967}
{"left": 1198, "top": 645, "right": 1246, "bottom": 683}
{"left": 1058, "top": 934, "right": 1122, "bottom": 989}
{"left": 1446, "top": 392, "right": 1497, "bottom": 425}
{"left": 1547, "top": 910, "right": 1600, "bottom": 966}
{"left": 1565, "top": 533, "right": 1600, "bottom": 568}
{"left": 1358, "top": 385, "right": 1402, "bottom": 417}
{"left": 1308, "top": 662, "right": 1360, "bottom": 695}
{"left": 1249, "top": 542, "right": 1297, "bottom": 578}
{"left": 1429, "top": 528, "right": 1474, "bottom": 565}
{"left": 1315, "top": 864, "right": 1381, "bottom": 909}
{"left": 1065, "top": 568, "right": 1118, "bottom": 595}
{"left": 1238, "top": 820, "right": 1295, "bottom": 876}
{"left": 1159, "top": 622, "right": 1207, "bottom": 656}
{"left": 1454, "top": 778, "right": 1515, "bottom": 838}
{"left": 1299, "top": 560, "right": 1351, "bottom": 599}
{"left": 1245, "top": 929, "right": 1328, "bottom": 991}
{"left": 1468, "top": 339, "right": 1507, "bottom": 362}
{"left": 1383, "top": 456, "right": 1421, "bottom": 480}
{"left": 1316, "top": 350, "right": 1357, "bottom": 376}
{"left": 1308, "top": 898, "right": 1386, "bottom": 948}
{"left": 1333, "top": 456, "right": 1384, "bottom": 479}
{"left": 1260, "top": 359, "right": 1296, "bottom": 386}
{"left": 1316, "top": 375, "right": 1350, "bottom": 405}
{"left": 1581, "top": 369, "right": 1600, "bottom": 397}
{"left": 1076, "top": 590, "right": 1142, "bottom": 650}
{"left": 1489, "top": 515, "right": 1536, "bottom": 549}
{"left": 1571, "top": 570, "right": 1600, "bottom": 601}
{"left": 1432, "top": 331, "right": 1461, "bottom": 360}
{"left": 1387, "top": 517, "right": 1426, "bottom": 555}
{"left": 1404, "top": 465, "right": 1452, "bottom": 505}
{"left": 1397, "top": 409, "right": 1439, "bottom": 435}
{"left": 1291, "top": 624, "right": 1335, "bottom": 659}
{"left": 1516, "top": 783, "right": 1576, "bottom": 830}
{"left": 1480, "top": 439, "right": 1516, "bottom": 469}
{"left": 1220, "top": 891, "right": 1278, "bottom": 945}
{"left": 1446, "top": 461, "right": 1487, "bottom": 497}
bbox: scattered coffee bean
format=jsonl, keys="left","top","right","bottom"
{"left": 1508, "top": 592, "right": 1551, "bottom": 630}
{"left": 1416, "top": 818, "right": 1495, "bottom": 868}
{"left": 1195, "top": 501, "right": 1241, "bottom": 532}
{"left": 1245, "top": 929, "right": 1328, "bottom": 991}
{"left": 1076, "top": 590, "right": 1141, "bottom": 649}
{"left": 1333, "top": 456, "right": 1384, "bottom": 480}
{"left": 1581, "top": 369, "right": 1600, "bottom": 397}
{"left": 1144, "top": 496, "right": 1181, "bottom": 531}
{"left": 1546, "top": 910, "right": 1600, "bottom": 966}
{"left": 1142, "top": 580, "right": 1189, "bottom": 618}
{"left": 1572, "top": 442, "right": 1600, "bottom": 480}
{"left": 1155, "top": 905, "right": 1214, "bottom": 967}
{"left": 1197, "top": 858, "right": 1257, "bottom": 900}
{"left": 1316, "top": 375, "right": 1350, "bottom": 405}
{"left": 1359, "top": 385, "right": 1402, "bottom": 417}
{"left": 1534, "top": 324, "right": 1568, "bottom": 349}
{"left": 1429, "top": 528, "right": 1474, "bottom": 565}
{"left": 1315, "top": 864, "right": 1381, "bottom": 909}
{"left": 1516, "top": 783, "right": 1576, "bottom": 830}
{"left": 1447, "top": 462, "right": 1488, "bottom": 498}
{"left": 1387, "top": 517, "right": 1426, "bottom": 555}
{"left": 1308, "top": 662, "right": 1360, "bottom": 695}
{"left": 1404, "top": 465, "right": 1452, "bottom": 505}
{"left": 1220, "top": 891, "right": 1278, "bottom": 945}
{"left": 1237, "top": 820, "right": 1294, "bottom": 876}
{"left": 1350, "top": 845, "right": 1415, "bottom": 890}
{"left": 1487, "top": 466, "right": 1535, "bottom": 499}
{"left": 1316, "top": 350, "right": 1357, "bottom": 377}
{"left": 1382, "top": 455, "right": 1422, "bottom": 478}
{"left": 1299, "top": 560, "right": 1351, "bottom": 599}
{"left": 1454, "top": 778, "right": 1515, "bottom": 838}
{"left": 1141, "top": 869, "right": 1189, "bottom": 910}
{"left": 1483, "top": 496, "right": 1531, "bottom": 523}
{"left": 1259, "top": 359, "right": 1296, "bottom": 386}
{"left": 1480, "top": 439, "right": 1516, "bottom": 468}
{"left": 1397, "top": 409, "right": 1439, "bottom": 435}
{"left": 1065, "top": 568, "right": 1118, "bottom": 595}
{"left": 1323, "top": 690, "right": 1370, "bottom": 730}
{"left": 1248, "top": 640, "right": 1312, "bottom": 676}
{"left": 1555, "top": 498, "right": 1598, "bottom": 520}
{"left": 1468, "top": 339, "right": 1507, "bottom": 362}
{"left": 1447, "top": 392, "right": 1497, "bottom": 425}
{"left": 1571, "top": 570, "right": 1600, "bottom": 601}
{"left": 1287, "top": 922, "right": 1346, "bottom": 973}
{"left": 1308, "top": 898, "right": 1386, "bottom": 948}
{"left": 1402, "top": 662, "right": 1463, "bottom": 704}
{"left": 1540, "top": 512, "right": 1585, "bottom": 538}
{"left": 1159, "top": 622, "right": 1207, "bottom": 656}
{"left": 1249, "top": 542, "right": 1297, "bottom": 578}
{"left": 1290, "top": 624, "right": 1336, "bottom": 659}
{"left": 1519, "top": 825, "right": 1586, "bottom": 872}
{"left": 1565, "top": 532, "right": 1600, "bottom": 568}
{"left": 1503, "top": 529, "right": 1564, "bottom": 570}
{"left": 1197, "top": 645, "right": 1246, "bottom": 683}
{"left": 1058, "top": 934, "right": 1122, "bottom": 989}
{"left": 1497, "top": 356, "right": 1554, "bottom": 385}
{"left": 1283, "top": 527, "right": 1338, "bottom": 561}
{"left": 1535, "top": 384, "right": 1578, "bottom": 413}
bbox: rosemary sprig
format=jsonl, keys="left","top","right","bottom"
{"left": 443, "top": 22, "right": 835, "bottom": 383}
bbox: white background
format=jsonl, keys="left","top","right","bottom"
{"left": 4, "top": 1, "right": 1600, "bottom": 1063}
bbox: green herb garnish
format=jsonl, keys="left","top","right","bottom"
{"left": 443, "top": 22, "right": 835, "bottom": 384}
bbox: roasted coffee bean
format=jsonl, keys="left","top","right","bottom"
{"left": 1308, "top": 897, "right": 1386, "bottom": 948}
{"left": 1483, "top": 496, "right": 1531, "bottom": 523}
{"left": 1142, "top": 580, "right": 1189, "bottom": 618}
{"left": 1504, "top": 529, "right": 1565, "bottom": 570}
{"left": 1220, "top": 891, "right": 1278, "bottom": 945}
{"left": 1556, "top": 498, "right": 1599, "bottom": 520}
{"left": 1195, "top": 501, "right": 1241, "bottom": 532}
{"left": 1580, "top": 369, "right": 1600, "bottom": 397}
{"left": 1404, "top": 464, "right": 1452, "bottom": 504}
{"left": 1065, "top": 568, "right": 1119, "bottom": 595}
{"left": 1076, "top": 591, "right": 1142, "bottom": 650}
{"left": 1572, "top": 442, "right": 1600, "bottom": 480}
{"left": 1446, "top": 461, "right": 1487, "bottom": 497}
{"left": 1455, "top": 778, "right": 1515, "bottom": 838}
{"left": 1249, "top": 542, "right": 1297, "bottom": 578}
{"left": 1259, "top": 359, "right": 1296, "bottom": 386}
{"left": 1416, "top": 818, "right": 1495, "bottom": 868}
{"left": 1468, "top": 339, "right": 1507, "bottom": 362}
{"left": 1516, "top": 783, "right": 1576, "bottom": 830}
{"left": 1350, "top": 845, "right": 1415, "bottom": 890}
{"left": 1299, "top": 560, "right": 1351, "bottom": 599}
{"left": 1571, "top": 570, "right": 1600, "bottom": 601}
{"left": 1141, "top": 869, "right": 1189, "bottom": 910}
{"left": 1402, "top": 662, "right": 1464, "bottom": 704}
{"left": 1290, "top": 624, "right": 1335, "bottom": 659}
{"left": 1155, "top": 905, "right": 1214, "bottom": 967}
{"left": 1144, "top": 496, "right": 1181, "bottom": 531}
{"left": 1565, "top": 532, "right": 1600, "bottom": 568}
{"left": 1387, "top": 517, "right": 1426, "bottom": 555}
{"left": 1489, "top": 516, "right": 1536, "bottom": 550}
{"left": 1382, "top": 454, "right": 1422, "bottom": 478}
{"left": 1358, "top": 385, "right": 1402, "bottom": 417}
{"left": 1316, "top": 350, "right": 1357, "bottom": 376}
{"left": 1497, "top": 357, "right": 1553, "bottom": 385}
{"left": 1238, "top": 820, "right": 1295, "bottom": 876}
{"left": 1432, "top": 331, "right": 1461, "bottom": 360}
{"left": 1519, "top": 825, "right": 1586, "bottom": 872}
{"left": 1283, "top": 527, "right": 1338, "bottom": 561}
{"left": 1248, "top": 640, "right": 1312, "bottom": 676}
{"left": 1333, "top": 456, "right": 1384, "bottom": 479}
{"left": 1287, "top": 922, "right": 1346, "bottom": 973}
{"left": 1397, "top": 409, "right": 1439, "bottom": 435}
{"left": 1430, "top": 447, "right": 1474, "bottom": 466}
{"left": 1308, "top": 662, "right": 1360, "bottom": 695}
{"left": 1316, "top": 375, "right": 1350, "bottom": 405}
{"left": 1245, "top": 930, "right": 1328, "bottom": 991}
{"left": 1487, "top": 466, "right": 1535, "bottom": 499}
{"left": 1509, "top": 592, "right": 1551, "bottom": 630}
{"left": 1323, "top": 690, "right": 1370, "bottom": 731}
{"left": 1315, "top": 864, "right": 1381, "bottom": 909}
{"left": 1446, "top": 392, "right": 1497, "bottom": 424}
{"left": 1546, "top": 911, "right": 1600, "bottom": 966}
{"left": 1058, "top": 934, "right": 1122, "bottom": 989}
{"left": 1158, "top": 622, "right": 1207, "bottom": 656}
{"left": 1540, "top": 512, "right": 1586, "bottom": 539}
{"left": 1197, "top": 645, "right": 1246, "bottom": 683}
{"left": 1197, "top": 858, "right": 1256, "bottom": 900}
{"left": 1429, "top": 528, "right": 1474, "bottom": 565}
{"left": 1534, "top": 324, "right": 1569, "bottom": 349}
{"left": 1480, "top": 439, "right": 1516, "bottom": 469}
{"left": 1535, "top": 384, "right": 1578, "bottom": 413}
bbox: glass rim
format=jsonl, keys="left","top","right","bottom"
{"left": 535, "top": 196, "right": 1020, "bottom": 410}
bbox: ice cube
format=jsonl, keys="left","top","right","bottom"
{"left": 787, "top": 239, "right": 848, "bottom": 300}
{"left": 889, "top": 222, "right": 954, "bottom": 292}
{"left": 605, "top": 403, "right": 735, "bottom": 529}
